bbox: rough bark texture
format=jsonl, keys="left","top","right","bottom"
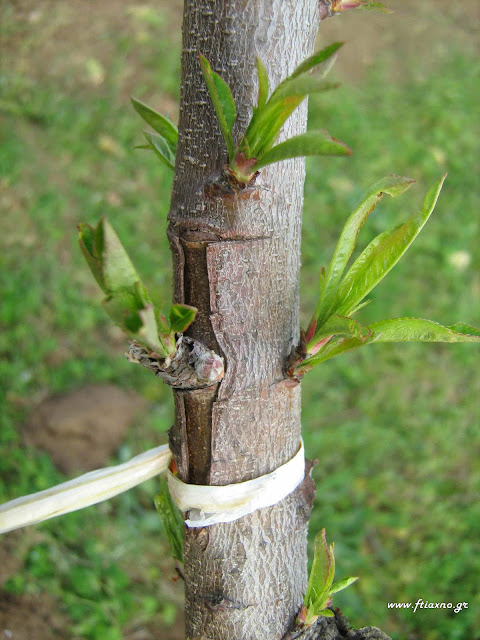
{"left": 167, "top": 1, "right": 318, "bottom": 638}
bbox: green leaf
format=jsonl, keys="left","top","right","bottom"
{"left": 304, "top": 529, "right": 335, "bottom": 613}
{"left": 269, "top": 78, "right": 339, "bottom": 104}
{"left": 335, "top": 175, "right": 446, "bottom": 317}
{"left": 288, "top": 42, "right": 344, "bottom": 79}
{"left": 144, "top": 131, "right": 176, "bottom": 170}
{"left": 367, "top": 317, "right": 480, "bottom": 344}
{"left": 100, "top": 217, "right": 142, "bottom": 293}
{"left": 154, "top": 478, "right": 184, "bottom": 564}
{"left": 315, "top": 175, "right": 415, "bottom": 325}
{"left": 199, "top": 54, "right": 236, "bottom": 160}
{"left": 169, "top": 304, "right": 198, "bottom": 334}
{"left": 329, "top": 576, "right": 359, "bottom": 596}
{"left": 317, "top": 609, "right": 335, "bottom": 618}
{"left": 256, "top": 57, "right": 269, "bottom": 111}
{"left": 78, "top": 223, "right": 104, "bottom": 290}
{"left": 241, "top": 96, "right": 304, "bottom": 159}
{"left": 299, "top": 316, "right": 480, "bottom": 372}
{"left": 254, "top": 130, "right": 352, "bottom": 170}
{"left": 309, "top": 314, "right": 370, "bottom": 351}
{"left": 131, "top": 97, "right": 178, "bottom": 154}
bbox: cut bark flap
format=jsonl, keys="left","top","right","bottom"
{"left": 127, "top": 336, "right": 224, "bottom": 390}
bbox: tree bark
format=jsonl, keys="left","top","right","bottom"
{"left": 167, "top": 1, "right": 318, "bottom": 638}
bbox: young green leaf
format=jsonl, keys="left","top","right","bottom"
{"left": 330, "top": 0, "right": 392, "bottom": 13}
{"left": 131, "top": 97, "right": 178, "bottom": 154}
{"left": 329, "top": 576, "right": 359, "bottom": 596}
{"left": 298, "top": 316, "right": 480, "bottom": 372}
{"left": 308, "top": 314, "right": 370, "bottom": 353}
{"left": 78, "top": 217, "right": 174, "bottom": 357}
{"left": 199, "top": 54, "right": 236, "bottom": 160}
{"left": 256, "top": 57, "right": 269, "bottom": 111}
{"left": 334, "top": 175, "right": 446, "bottom": 317}
{"left": 314, "top": 175, "right": 415, "bottom": 326}
{"left": 154, "top": 478, "right": 184, "bottom": 564}
{"left": 78, "top": 223, "right": 104, "bottom": 290}
{"left": 169, "top": 304, "right": 198, "bottom": 334}
{"left": 268, "top": 77, "right": 339, "bottom": 104}
{"left": 254, "top": 130, "right": 352, "bottom": 170}
{"left": 367, "top": 317, "right": 480, "bottom": 344}
{"left": 285, "top": 42, "right": 344, "bottom": 80}
{"left": 304, "top": 529, "right": 335, "bottom": 614}
{"left": 143, "top": 130, "right": 176, "bottom": 170}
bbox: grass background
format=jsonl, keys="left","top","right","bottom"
{"left": 0, "top": 1, "right": 479, "bottom": 639}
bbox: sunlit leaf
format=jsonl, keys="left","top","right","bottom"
{"left": 169, "top": 304, "right": 198, "bottom": 334}
{"left": 256, "top": 57, "right": 269, "bottom": 111}
{"left": 329, "top": 576, "right": 359, "bottom": 595}
{"left": 199, "top": 54, "right": 236, "bottom": 160}
{"left": 269, "top": 77, "right": 339, "bottom": 104}
{"left": 304, "top": 529, "right": 335, "bottom": 613}
{"left": 131, "top": 97, "right": 178, "bottom": 154}
{"left": 335, "top": 175, "right": 446, "bottom": 316}
{"left": 144, "top": 130, "right": 176, "bottom": 170}
{"left": 308, "top": 314, "right": 370, "bottom": 351}
{"left": 315, "top": 175, "right": 415, "bottom": 325}
{"left": 288, "top": 42, "right": 344, "bottom": 79}
{"left": 254, "top": 130, "right": 351, "bottom": 170}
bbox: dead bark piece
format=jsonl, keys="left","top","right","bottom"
{"left": 127, "top": 336, "right": 224, "bottom": 390}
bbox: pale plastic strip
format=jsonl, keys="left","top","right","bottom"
{"left": 0, "top": 445, "right": 171, "bottom": 534}
{"left": 168, "top": 440, "right": 305, "bottom": 527}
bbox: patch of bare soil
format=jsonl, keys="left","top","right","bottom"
{"left": 22, "top": 384, "right": 147, "bottom": 473}
{"left": 0, "top": 591, "right": 69, "bottom": 640}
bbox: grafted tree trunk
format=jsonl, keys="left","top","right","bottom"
{"left": 167, "top": 3, "right": 390, "bottom": 640}
{"left": 167, "top": 2, "right": 317, "bottom": 638}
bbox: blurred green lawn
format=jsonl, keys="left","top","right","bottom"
{"left": 0, "top": 2, "right": 479, "bottom": 639}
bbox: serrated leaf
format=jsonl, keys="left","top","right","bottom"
{"left": 131, "top": 97, "right": 178, "bottom": 154}
{"left": 299, "top": 316, "right": 480, "bottom": 372}
{"left": 315, "top": 175, "right": 415, "bottom": 326}
{"left": 304, "top": 529, "right": 335, "bottom": 613}
{"left": 144, "top": 130, "right": 175, "bottom": 170}
{"left": 269, "top": 77, "right": 339, "bottom": 104}
{"left": 101, "top": 217, "right": 142, "bottom": 293}
{"left": 169, "top": 304, "right": 198, "bottom": 334}
{"left": 335, "top": 175, "right": 446, "bottom": 317}
{"left": 448, "top": 322, "right": 480, "bottom": 337}
{"left": 154, "top": 478, "right": 184, "bottom": 564}
{"left": 254, "top": 130, "right": 351, "bottom": 170}
{"left": 256, "top": 57, "right": 269, "bottom": 111}
{"left": 368, "top": 317, "right": 480, "bottom": 344}
{"left": 289, "top": 42, "right": 344, "bottom": 79}
{"left": 199, "top": 54, "right": 236, "bottom": 160}
{"left": 308, "top": 314, "right": 370, "bottom": 351}
{"left": 329, "top": 576, "right": 359, "bottom": 596}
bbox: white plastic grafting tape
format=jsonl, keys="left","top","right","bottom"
{"left": 167, "top": 440, "right": 305, "bottom": 527}
{"left": 0, "top": 445, "right": 171, "bottom": 534}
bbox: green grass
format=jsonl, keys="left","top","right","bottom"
{"left": 1, "top": 3, "right": 479, "bottom": 640}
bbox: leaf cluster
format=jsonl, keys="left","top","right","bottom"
{"left": 200, "top": 44, "right": 352, "bottom": 184}
{"left": 131, "top": 97, "right": 178, "bottom": 170}
{"left": 300, "top": 529, "right": 358, "bottom": 626}
{"left": 294, "top": 175, "right": 480, "bottom": 375}
{"left": 78, "top": 217, "right": 196, "bottom": 358}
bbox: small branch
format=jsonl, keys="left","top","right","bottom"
{"left": 127, "top": 335, "right": 224, "bottom": 390}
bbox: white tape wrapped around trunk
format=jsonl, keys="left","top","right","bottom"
{"left": 167, "top": 440, "right": 305, "bottom": 527}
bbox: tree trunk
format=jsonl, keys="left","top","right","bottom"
{"left": 167, "top": 1, "right": 318, "bottom": 638}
